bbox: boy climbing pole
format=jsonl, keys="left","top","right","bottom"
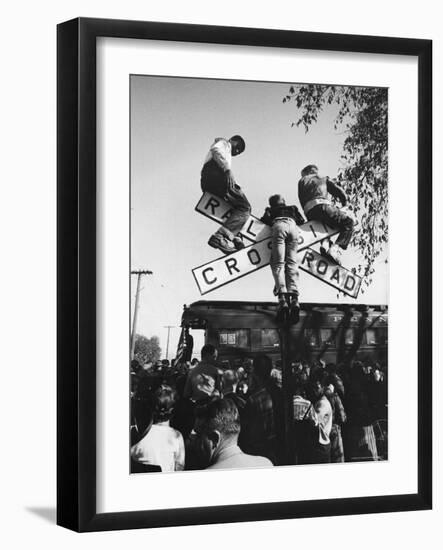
{"left": 200, "top": 135, "right": 251, "bottom": 254}
{"left": 260, "top": 194, "right": 305, "bottom": 324}
{"left": 298, "top": 165, "right": 355, "bottom": 266}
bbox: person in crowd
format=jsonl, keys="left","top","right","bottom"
{"left": 170, "top": 376, "right": 196, "bottom": 442}
{"left": 193, "top": 398, "right": 273, "bottom": 470}
{"left": 183, "top": 344, "right": 221, "bottom": 403}
{"left": 266, "top": 364, "right": 285, "bottom": 464}
{"left": 131, "top": 385, "right": 185, "bottom": 472}
{"left": 325, "top": 362, "right": 345, "bottom": 401}
{"left": 130, "top": 396, "right": 162, "bottom": 473}
{"left": 236, "top": 379, "right": 249, "bottom": 397}
{"left": 240, "top": 355, "right": 276, "bottom": 463}
{"left": 270, "top": 367, "right": 283, "bottom": 389}
{"left": 345, "top": 362, "right": 378, "bottom": 461}
{"left": 236, "top": 365, "right": 246, "bottom": 382}
{"left": 260, "top": 194, "right": 305, "bottom": 323}
{"left": 324, "top": 383, "right": 347, "bottom": 462}
{"left": 310, "top": 358, "right": 327, "bottom": 384}
{"left": 242, "top": 357, "right": 254, "bottom": 377}
{"left": 302, "top": 361, "right": 311, "bottom": 379}
{"left": 307, "top": 380, "right": 333, "bottom": 463}
{"left": 200, "top": 135, "right": 250, "bottom": 254}
{"left": 131, "top": 395, "right": 154, "bottom": 446}
{"left": 292, "top": 385, "right": 317, "bottom": 464}
{"left": 367, "top": 367, "right": 387, "bottom": 421}
{"left": 298, "top": 367, "right": 310, "bottom": 389}
{"left": 298, "top": 164, "right": 355, "bottom": 265}
{"left": 222, "top": 369, "right": 246, "bottom": 416}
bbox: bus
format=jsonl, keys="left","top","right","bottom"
{"left": 181, "top": 300, "right": 388, "bottom": 368}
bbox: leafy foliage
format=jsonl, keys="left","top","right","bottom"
{"left": 284, "top": 84, "right": 388, "bottom": 285}
{"left": 134, "top": 334, "right": 161, "bottom": 365}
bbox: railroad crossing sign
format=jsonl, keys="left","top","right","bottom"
{"left": 193, "top": 192, "right": 362, "bottom": 298}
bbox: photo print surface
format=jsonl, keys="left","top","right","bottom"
{"left": 129, "top": 75, "right": 388, "bottom": 474}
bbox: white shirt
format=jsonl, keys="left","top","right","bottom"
{"left": 314, "top": 396, "right": 333, "bottom": 445}
{"left": 203, "top": 138, "right": 232, "bottom": 172}
{"left": 131, "top": 422, "right": 185, "bottom": 472}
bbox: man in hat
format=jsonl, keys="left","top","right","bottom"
{"left": 201, "top": 135, "right": 250, "bottom": 254}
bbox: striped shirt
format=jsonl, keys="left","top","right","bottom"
{"left": 293, "top": 395, "right": 315, "bottom": 421}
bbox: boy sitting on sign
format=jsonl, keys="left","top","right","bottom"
{"left": 260, "top": 194, "right": 305, "bottom": 324}
{"left": 298, "top": 165, "right": 355, "bottom": 266}
{"left": 200, "top": 135, "right": 251, "bottom": 255}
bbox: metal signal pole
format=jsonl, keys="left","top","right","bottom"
{"left": 130, "top": 270, "right": 153, "bottom": 360}
{"left": 280, "top": 323, "right": 294, "bottom": 465}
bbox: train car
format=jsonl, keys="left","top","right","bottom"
{"left": 181, "top": 300, "right": 388, "bottom": 368}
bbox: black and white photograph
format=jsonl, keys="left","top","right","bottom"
{"left": 0, "top": 0, "right": 436, "bottom": 543}
{"left": 129, "top": 75, "right": 389, "bottom": 473}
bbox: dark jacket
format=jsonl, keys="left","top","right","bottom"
{"left": 298, "top": 174, "right": 347, "bottom": 212}
{"left": 260, "top": 204, "right": 305, "bottom": 226}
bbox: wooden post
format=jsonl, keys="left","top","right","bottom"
{"left": 163, "top": 325, "right": 175, "bottom": 360}
{"left": 130, "top": 270, "right": 153, "bottom": 361}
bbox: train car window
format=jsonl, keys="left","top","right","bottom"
{"left": 365, "top": 328, "right": 377, "bottom": 345}
{"left": 261, "top": 329, "right": 280, "bottom": 348}
{"left": 344, "top": 328, "right": 355, "bottom": 345}
{"left": 304, "top": 329, "right": 317, "bottom": 347}
{"left": 320, "top": 329, "right": 336, "bottom": 346}
{"left": 378, "top": 328, "right": 388, "bottom": 345}
{"left": 219, "top": 330, "right": 250, "bottom": 348}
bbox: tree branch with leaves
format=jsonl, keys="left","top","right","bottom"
{"left": 283, "top": 84, "right": 388, "bottom": 286}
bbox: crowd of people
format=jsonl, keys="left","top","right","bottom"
{"left": 130, "top": 345, "right": 387, "bottom": 473}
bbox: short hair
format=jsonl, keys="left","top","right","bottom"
{"left": 252, "top": 354, "right": 273, "bottom": 381}
{"left": 195, "top": 398, "right": 240, "bottom": 436}
{"left": 201, "top": 343, "right": 217, "bottom": 359}
{"left": 230, "top": 134, "right": 246, "bottom": 153}
{"left": 132, "top": 396, "right": 155, "bottom": 434}
{"left": 301, "top": 164, "right": 318, "bottom": 177}
{"left": 153, "top": 385, "right": 176, "bottom": 422}
{"left": 307, "top": 380, "right": 324, "bottom": 402}
{"left": 293, "top": 385, "right": 307, "bottom": 398}
{"left": 269, "top": 194, "right": 285, "bottom": 207}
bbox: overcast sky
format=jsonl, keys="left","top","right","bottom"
{"left": 130, "top": 75, "right": 388, "bottom": 357}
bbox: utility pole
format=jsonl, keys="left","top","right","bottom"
{"left": 130, "top": 269, "right": 153, "bottom": 360}
{"left": 163, "top": 325, "right": 176, "bottom": 360}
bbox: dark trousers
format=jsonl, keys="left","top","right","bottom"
{"left": 201, "top": 161, "right": 251, "bottom": 237}
{"left": 307, "top": 203, "right": 354, "bottom": 250}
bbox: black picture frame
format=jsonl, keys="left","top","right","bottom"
{"left": 57, "top": 17, "right": 432, "bottom": 532}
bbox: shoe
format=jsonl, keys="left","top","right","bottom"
{"left": 289, "top": 297, "right": 300, "bottom": 325}
{"left": 208, "top": 234, "right": 236, "bottom": 254}
{"left": 276, "top": 301, "right": 289, "bottom": 325}
{"left": 232, "top": 237, "right": 246, "bottom": 250}
{"left": 325, "top": 244, "right": 342, "bottom": 265}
